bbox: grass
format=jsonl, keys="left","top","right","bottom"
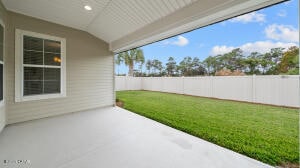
{"left": 116, "top": 90, "right": 299, "bottom": 166}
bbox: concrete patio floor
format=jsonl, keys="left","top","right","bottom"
{"left": 0, "top": 107, "right": 272, "bottom": 168}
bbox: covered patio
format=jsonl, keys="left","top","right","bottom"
{"left": 0, "top": 0, "right": 287, "bottom": 167}
{"left": 0, "top": 107, "right": 272, "bottom": 168}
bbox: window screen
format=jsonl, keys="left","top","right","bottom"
{"left": 23, "top": 36, "right": 61, "bottom": 96}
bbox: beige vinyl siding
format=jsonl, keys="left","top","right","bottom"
{"left": 6, "top": 12, "right": 114, "bottom": 124}
{"left": 0, "top": 2, "right": 7, "bottom": 132}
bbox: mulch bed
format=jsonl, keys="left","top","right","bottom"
{"left": 277, "top": 163, "right": 300, "bottom": 168}
{"left": 116, "top": 100, "right": 124, "bottom": 108}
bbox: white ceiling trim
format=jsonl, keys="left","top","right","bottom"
{"left": 110, "top": 0, "right": 285, "bottom": 53}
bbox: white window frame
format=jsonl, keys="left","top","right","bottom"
{"left": 0, "top": 19, "right": 4, "bottom": 107}
{"left": 15, "top": 29, "right": 66, "bottom": 102}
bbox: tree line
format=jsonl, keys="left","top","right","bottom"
{"left": 116, "top": 46, "right": 299, "bottom": 76}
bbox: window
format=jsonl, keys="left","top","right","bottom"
{"left": 0, "top": 21, "right": 4, "bottom": 105}
{"left": 15, "top": 29, "right": 66, "bottom": 102}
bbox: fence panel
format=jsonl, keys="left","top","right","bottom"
{"left": 280, "top": 76, "right": 299, "bottom": 107}
{"left": 115, "top": 76, "right": 127, "bottom": 91}
{"left": 115, "top": 75, "right": 299, "bottom": 107}
{"left": 183, "top": 77, "right": 212, "bottom": 97}
{"left": 115, "top": 76, "right": 142, "bottom": 91}
{"left": 162, "top": 77, "right": 184, "bottom": 94}
{"left": 254, "top": 75, "right": 299, "bottom": 107}
{"left": 212, "top": 76, "right": 253, "bottom": 102}
{"left": 142, "top": 77, "right": 153, "bottom": 91}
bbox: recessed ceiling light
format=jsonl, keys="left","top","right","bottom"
{"left": 84, "top": 5, "right": 92, "bottom": 11}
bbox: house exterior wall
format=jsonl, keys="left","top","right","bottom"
{"left": 5, "top": 12, "right": 114, "bottom": 124}
{"left": 0, "top": 2, "right": 7, "bottom": 132}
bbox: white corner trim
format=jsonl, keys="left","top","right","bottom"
{"left": 15, "top": 29, "right": 22, "bottom": 102}
{"left": 15, "top": 29, "right": 67, "bottom": 102}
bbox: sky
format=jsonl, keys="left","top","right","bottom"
{"left": 116, "top": 0, "right": 299, "bottom": 74}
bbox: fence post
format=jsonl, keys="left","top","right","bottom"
{"left": 210, "top": 76, "right": 213, "bottom": 97}
{"left": 252, "top": 74, "right": 256, "bottom": 103}
{"left": 280, "top": 75, "right": 284, "bottom": 106}
{"left": 182, "top": 76, "right": 185, "bottom": 94}
{"left": 141, "top": 77, "right": 143, "bottom": 90}
{"left": 151, "top": 77, "right": 153, "bottom": 91}
{"left": 280, "top": 75, "right": 288, "bottom": 106}
{"left": 160, "top": 77, "right": 163, "bottom": 92}
{"left": 124, "top": 76, "right": 127, "bottom": 90}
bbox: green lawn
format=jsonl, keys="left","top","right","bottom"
{"left": 116, "top": 90, "right": 299, "bottom": 166}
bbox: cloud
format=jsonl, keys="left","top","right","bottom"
{"left": 173, "top": 36, "right": 189, "bottom": 46}
{"left": 160, "top": 35, "right": 189, "bottom": 47}
{"left": 210, "top": 41, "right": 297, "bottom": 56}
{"left": 265, "top": 24, "right": 299, "bottom": 42}
{"left": 277, "top": 10, "right": 287, "bottom": 17}
{"left": 211, "top": 46, "right": 235, "bottom": 55}
{"left": 230, "top": 12, "right": 266, "bottom": 23}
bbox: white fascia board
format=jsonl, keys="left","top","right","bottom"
{"left": 110, "top": 0, "right": 285, "bottom": 53}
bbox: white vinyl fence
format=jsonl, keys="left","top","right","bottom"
{"left": 115, "top": 75, "right": 300, "bottom": 108}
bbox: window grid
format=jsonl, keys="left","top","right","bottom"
{"left": 15, "top": 29, "right": 66, "bottom": 102}
{"left": 22, "top": 35, "right": 62, "bottom": 96}
{"left": 23, "top": 49, "right": 61, "bottom": 55}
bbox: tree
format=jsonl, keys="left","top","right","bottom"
{"left": 270, "top": 47, "right": 284, "bottom": 64}
{"left": 203, "top": 49, "right": 245, "bottom": 76}
{"left": 115, "top": 54, "right": 123, "bottom": 75}
{"left": 257, "top": 47, "right": 284, "bottom": 75}
{"left": 178, "top": 57, "right": 193, "bottom": 76}
{"left": 146, "top": 59, "right": 164, "bottom": 76}
{"left": 219, "top": 48, "right": 244, "bottom": 71}
{"left": 259, "top": 54, "right": 271, "bottom": 75}
{"left": 152, "top": 59, "right": 164, "bottom": 76}
{"left": 157, "top": 60, "right": 164, "bottom": 75}
{"left": 203, "top": 56, "right": 217, "bottom": 75}
{"left": 267, "top": 47, "right": 284, "bottom": 74}
{"left": 152, "top": 59, "right": 162, "bottom": 74}
{"left": 177, "top": 57, "right": 206, "bottom": 76}
{"left": 279, "top": 46, "right": 299, "bottom": 75}
{"left": 146, "top": 60, "right": 152, "bottom": 75}
{"left": 191, "top": 57, "right": 206, "bottom": 76}
{"left": 116, "top": 48, "right": 144, "bottom": 76}
{"left": 244, "top": 52, "right": 261, "bottom": 74}
{"left": 166, "top": 57, "right": 177, "bottom": 76}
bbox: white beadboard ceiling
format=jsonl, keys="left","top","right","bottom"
{"left": 2, "top": 0, "right": 284, "bottom": 52}
{"left": 2, "top": 0, "right": 197, "bottom": 42}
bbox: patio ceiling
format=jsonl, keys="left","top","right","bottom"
{"left": 2, "top": 0, "right": 284, "bottom": 52}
